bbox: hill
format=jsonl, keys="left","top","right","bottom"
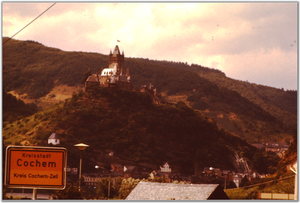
{"left": 133, "top": 60, "right": 296, "bottom": 142}
{"left": 2, "top": 37, "right": 296, "bottom": 143}
{"left": 2, "top": 87, "right": 279, "bottom": 175}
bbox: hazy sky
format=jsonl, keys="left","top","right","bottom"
{"left": 2, "top": 2, "right": 298, "bottom": 90}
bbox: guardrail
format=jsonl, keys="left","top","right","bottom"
{"left": 258, "top": 193, "right": 294, "bottom": 200}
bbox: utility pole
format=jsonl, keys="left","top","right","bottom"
{"left": 108, "top": 176, "right": 111, "bottom": 199}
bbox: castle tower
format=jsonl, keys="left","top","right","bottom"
{"left": 109, "top": 45, "right": 124, "bottom": 75}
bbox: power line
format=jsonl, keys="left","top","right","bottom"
{"left": 224, "top": 175, "right": 295, "bottom": 191}
{"left": 3, "top": 3, "right": 56, "bottom": 45}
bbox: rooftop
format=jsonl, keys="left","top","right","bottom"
{"left": 126, "top": 181, "right": 229, "bottom": 200}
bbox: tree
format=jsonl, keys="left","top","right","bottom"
{"left": 228, "top": 181, "right": 237, "bottom": 189}
{"left": 96, "top": 177, "right": 123, "bottom": 199}
{"left": 118, "top": 178, "right": 140, "bottom": 199}
{"left": 54, "top": 183, "right": 82, "bottom": 199}
{"left": 96, "top": 177, "right": 112, "bottom": 199}
{"left": 81, "top": 69, "right": 92, "bottom": 84}
{"left": 240, "top": 175, "right": 250, "bottom": 187}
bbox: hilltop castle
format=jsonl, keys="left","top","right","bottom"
{"left": 84, "top": 45, "right": 132, "bottom": 91}
{"left": 84, "top": 45, "right": 162, "bottom": 104}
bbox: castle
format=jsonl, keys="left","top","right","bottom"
{"left": 84, "top": 45, "right": 132, "bottom": 92}
{"left": 84, "top": 45, "right": 162, "bottom": 104}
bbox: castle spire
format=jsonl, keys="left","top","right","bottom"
{"left": 113, "top": 45, "right": 120, "bottom": 55}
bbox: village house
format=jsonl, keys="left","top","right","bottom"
{"left": 252, "top": 142, "right": 290, "bottom": 157}
{"left": 202, "top": 167, "right": 222, "bottom": 177}
{"left": 160, "top": 162, "right": 172, "bottom": 173}
{"left": 47, "top": 132, "right": 60, "bottom": 145}
{"left": 153, "top": 162, "right": 183, "bottom": 183}
{"left": 233, "top": 174, "right": 243, "bottom": 188}
{"left": 67, "top": 167, "right": 78, "bottom": 174}
{"left": 82, "top": 173, "right": 102, "bottom": 188}
{"left": 264, "top": 142, "right": 289, "bottom": 157}
{"left": 201, "top": 167, "right": 226, "bottom": 184}
{"left": 82, "top": 173, "right": 121, "bottom": 189}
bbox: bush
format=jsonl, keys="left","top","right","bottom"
{"left": 118, "top": 178, "right": 140, "bottom": 199}
{"left": 54, "top": 183, "right": 82, "bottom": 199}
{"left": 225, "top": 186, "right": 259, "bottom": 199}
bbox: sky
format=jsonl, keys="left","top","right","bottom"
{"left": 2, "top": 2, "right": 298, "bottom": 90}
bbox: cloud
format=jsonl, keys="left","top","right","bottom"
{"left": 223, "top": 48, "right": 297, "bottom": 90}
{"left": 2, "top": 2, "right": 298, "bottom": 90}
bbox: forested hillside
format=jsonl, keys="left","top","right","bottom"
{"left": 3, "top": 91, "right": 38, "bottom": 123}
{"left": 2, "top": 37, "right": 296, "bottom": 143}
{"left": 134, "top": 59, "right": 297, "bottom": 129}
{"left": 192, "top": 64, "right": 297, "bottom": 128}
{"left": 3, "top": 38, "right": 108, "bottom": 98}
{"left": 2, "top": 87, "right": 278, "bottom": 175}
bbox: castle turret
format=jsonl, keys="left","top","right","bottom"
{"left": 109, "top": 45, "right": 124, "bottom": 75}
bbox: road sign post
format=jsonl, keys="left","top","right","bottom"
{"left": 5, "top": 146, "right": 67, "bottom": 191}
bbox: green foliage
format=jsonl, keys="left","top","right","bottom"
{"left": 54, "top": 183, "right": 83, "bottom": 199}
{"left": 225, "top": 172, "right": 295, "bottom": 200}
{"left": 81, "top": 69, "right": 92, "bottom": 84}
{"left": 118, "top": 177, "right": 140, "bottom": 199}
{"left": 96, "top": 177, "right": 123, "bottom": 199}
{"left": 93, "top": 176, "right": 178, "bottom": 200}
{"left": 2, "top": 186, "right": 10, "bottom": 199}
{"left": 2, "top": 91, "right": 38, "bottom": 124}
{"left": 225, "top": 186, "right": 259, "bottom": 199}
{"left": 3, "top": 38, "right": 107, "bottom": 98}
{"left": 188, "top": 87, "right": 278, "bottom": 124}
{"left": 275, "top": 131, "right": 297, "bottom": 177}
{"left": 262, "top": 175, "right": 295, "bottom": 194}
{"left": 251, "top": 150, "right": 281, "bottom": 174}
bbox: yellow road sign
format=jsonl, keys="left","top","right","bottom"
{"left": 5, "top": 146, "right": 67, "bottom": 189}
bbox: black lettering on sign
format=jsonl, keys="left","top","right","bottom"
{"left": 14, "top": 173, "right": 27, "bottom": 178}
{"left": 28, "top": 173, "right": 49, "bottom": 178}
{"left": 50, "top": 174, "right": 58, "bottom": 179}
{"left": 16, "top": 159, "right": 56, "bottom": 167}
{"left": 22, "top": 153, "right": 51, "bottom": 158}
